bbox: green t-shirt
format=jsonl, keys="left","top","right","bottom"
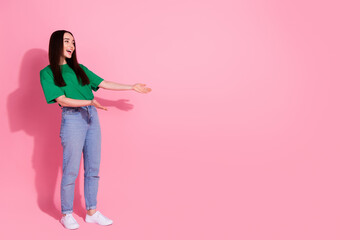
{"left": 40, "top": 64, "right": 104, "bottom": 104}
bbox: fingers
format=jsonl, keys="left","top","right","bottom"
{"left": 132, "top": 83, "right": 152, "bottom": 93}
{"left": 135, "top": 84, "right": 152, "bottom": 93}
{"left": 93, "top": 100, "right": 108, "bottom": 111}
{"left": 142, "top": 87, "right": 151, "bottom": 93}
{"left": 97, "top": 103, "right": 107, "bottom": 110}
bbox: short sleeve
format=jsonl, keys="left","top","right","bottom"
{"left": 40, "top": 69, "right": 65, "bottom": 104}
{"left": 80, "top": 64, "right": 104, "bottom": 91}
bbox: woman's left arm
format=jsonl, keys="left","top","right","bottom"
{"left": 98, "top": 80, "right": 152, "bottom": 93}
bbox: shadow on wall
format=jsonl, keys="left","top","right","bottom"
{"left": 7, "top": 49, "right": 135, "bottom": 220}
{"left": 7, "top": 49, "right": 85, "bottom": 220}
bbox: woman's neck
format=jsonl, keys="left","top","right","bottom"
{"left": 59, "top": 56, "right": 67, "bottom": 65}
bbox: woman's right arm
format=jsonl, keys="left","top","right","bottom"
{"left": 56, "top": 95, "right": 107, "bottom": 110}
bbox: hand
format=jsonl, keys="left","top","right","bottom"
{"left": 132, "top": 83, "right": 152, "bottom": 93}
{"left": 91, "top": 99, "right": 108, "bottom": 111}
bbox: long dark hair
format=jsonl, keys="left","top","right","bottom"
{"left": 48, "top": 30, "right": 90, "bottom": 87}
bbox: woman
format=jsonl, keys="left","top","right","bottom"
{"left": 40, "top": 30, "right": 151, "bottom": 229}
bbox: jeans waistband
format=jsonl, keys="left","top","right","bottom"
{"left": 61, "top": 105, "right": 95, "bottom": 110}
{"left": 61, "top": 106, "right": 97, "bottom": 122}
{"left": 61, "top": 106, "right": 97, "bottom": 115}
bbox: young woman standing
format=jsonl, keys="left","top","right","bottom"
{"left": 40, "top": 30, "right": 151, "bottom": 229}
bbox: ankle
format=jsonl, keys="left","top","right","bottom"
{"left": 87, "top": 209, "right": 97, "bottom": 216}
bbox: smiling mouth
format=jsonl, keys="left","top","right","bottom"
{"left": 66, "top": 50, "right": 72, "bottom": 54}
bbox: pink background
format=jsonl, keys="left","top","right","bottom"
{"left": 1, "top": 0, "right": 360, "bottom": 239}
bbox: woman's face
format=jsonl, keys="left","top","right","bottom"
{"left": 63, "top": 32, "right": 75, "bottom": 59}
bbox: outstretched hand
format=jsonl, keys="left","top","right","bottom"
{"left": 132, "top": 83, "right": 152, "bottom": 93}
{"left": 91, "top": 99, "right": 108, "bottom": 111}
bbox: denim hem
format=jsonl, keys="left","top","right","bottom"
{"left": 62, "top": 210, "right": 73, "bottom": 214}
{"left": 86, "top": 206, "right": 97, "bottom": 210}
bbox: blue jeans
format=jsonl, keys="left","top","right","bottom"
{"left": 59, "top": 106, "right": 101, "bottom": 214}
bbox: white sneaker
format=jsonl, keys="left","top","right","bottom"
{"left": 60, "top": 214, "right": 80, "bottom": 230}
{"left": 85, "top": 211, "right": 113, "bottom": 226}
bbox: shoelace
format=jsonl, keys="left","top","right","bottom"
{"left": 65, "top": 215, "right": 76, "bottom": 224}
{"left": 95, "top": 212, "right": 102, "bottom": 218}
{"left": 95, "top": 212, "right": 108, "bottom": 221}
{"left": 97, "top": 212, "right": 108, "bottom": 220}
